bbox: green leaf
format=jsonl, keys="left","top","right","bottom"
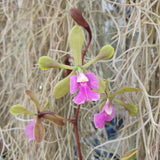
{"left": 38, "top": 56, "right": 74, "bottom": 70}
{"left": 43, "top": 114, "right": 65, "bottom": 126}
{"left": 10, "top": 105, "right": 35, "bottom": 116}
{"left": 25, "top": 90, "right": 40, "bottom": 112}
{"left": 68, "top": 25, "right": 84, "bottom": 66}
{"left": 83, "top": 45, "right": 114, "bottom": 68}
{"left": 34, "top": 118, "right": 45, "bottom": 143}
{"left": 121, "top": 148, "right": 138, "bottom": 160}
{"left": 110, "top": 87, "right": 142, "bottom": 99}
{"left": 113, "top": 99, "right": 137, "bottom": 116}
{"left": 53, "top": 71, "right": 74, "bottom": 98}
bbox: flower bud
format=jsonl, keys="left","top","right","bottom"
{"left": 70, "top": 8, "right": 89, "bottom": 28}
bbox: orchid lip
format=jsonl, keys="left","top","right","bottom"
{"left": 105, "top": 108, "right": 112, "bottom": 115}
{"left": 76, "top": 72, "right": 89, "bottom": 83}
{"left": 70, "top": 72, "right": 100, "bottom": 104}
{"left": 104, "top": 100, "right": 113, "bottom": 115}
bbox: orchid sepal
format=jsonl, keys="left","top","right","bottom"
{"left": 68, "top": 25, "right": 85, "bottom": 66}
{"left": 39, "top": 56, "right": 74, "bottom": 70}
{"left": 53, "top": 71, "right": 75, "bottom": 98}
{"left": 83, "top": 45, "right": 114, "bottom": 68}
{"left": 113, "top": 99, "right": 137, "bottom": 116}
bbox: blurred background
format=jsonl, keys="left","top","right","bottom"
{"left": 0, "top": 0, "right": 159, "bottom": 159}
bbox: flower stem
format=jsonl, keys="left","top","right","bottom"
{"left": 74, "top": 104, "right": 82, "bottom": 160}
{"left": 40, "top": 97, "right": 82, "bottom": 159}
{"left": 82, "top": 26, "right": 92, "bottom": 65}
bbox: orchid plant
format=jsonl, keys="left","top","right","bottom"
{"left": 10, "top": 90, "right": 65, "bottom": 143}
{"left": 10, "top": 8, "right": 141, "bottom": 160}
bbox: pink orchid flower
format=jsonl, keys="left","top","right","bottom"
{"left": 70, "top": 72, "right": 100, "bottom": 104}
{"left": 94, "top": 101, "right": 115, "bottom": 129}
{"left": 38, "top": 26, "right": 114, "bottom": 100}
{"left": 24, "top": 120, "right": 35, "bottom": 142}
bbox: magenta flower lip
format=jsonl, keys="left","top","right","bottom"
{"left": 70, "top": 72, "right": 100, "bottom": 104}
{"left": 94, "top": 101, "right": 115, "bottom": 129}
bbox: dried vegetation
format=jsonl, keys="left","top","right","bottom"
{"left": 0, "top": 0, "right": 159, "bottom": 159}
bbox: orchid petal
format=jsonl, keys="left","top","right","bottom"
{"left": 94, "top": 112, "right": 106, "bottom": 129}
{"left": 73, "top": 83, "right": 100, "bottom": 104}
{"left": 101, "top": 102, "right": 115, "bottom": 121}
{"left": 94, "top": 101, "right": 115, "bottom": 129}
{"left": 77, "top": 72, "right": 88, "bottom": 83}
{"left": 70, "top": 75, "right": 80, "bottom": 94}
{"left": 83, "top": 69, "right": 105, "bottom": 93}
{"left": 104, "top": 106, "right": 115, "bottom": 122}
{"left": 85, "top": 85, "right": 100, "bottom": 101}
{"left": 102, "top": 102, "right": 112, "bottom": 115}
{"left": 73, "top": 85, "right": 87, "bottom": 104}
{"left": 86, "top": 72, "right": 99, "bottom": 89}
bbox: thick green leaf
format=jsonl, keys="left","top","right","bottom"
{"left": 110, "top": 87, "right": 142, "bottom": 99}
{"left": 43, "top": 114, "right": 65, "bottom": 126}
{"left": 10, "top": 105, "right": 35, "bottom": 116}
{"left": 34, "top": 118, "right": 45, "bottom": 143}
{"left": 83, "top": 45, "right": 114, "bottom": 68}
{"left": 121, "top": 148, "right": 138, "bottom": 160}
{"left": 68, "top": 25, "right": 84, "bottom": 66}
{"left": 113, "top": 99, "right": 137, "bottom": 116}
{"left": 38, "top": 56, "right": 74, "bottom": 70}
{"left": 53, "top": 71, "right": 74, "bottom": 98}
{"left": 25, "top": 90, "right": 40, "bottom": 112}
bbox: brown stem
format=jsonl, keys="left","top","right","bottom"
{"left": 75, "top": 104, "right": 81, "bottom": 119}
{"left": 74, "top": 105, "right": 82, "bottom": 160}
{"left": 82, "top": 26, "right": 92, "bottom": 65}
{"left": 74, "top": 124, "right": 82, "bottom": 160}
{"left": 73, "top": 26, "right": 92, "bottom": 159}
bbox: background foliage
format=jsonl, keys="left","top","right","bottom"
{"left": 0, "top": 0, "right": 159, "bottom": 159}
